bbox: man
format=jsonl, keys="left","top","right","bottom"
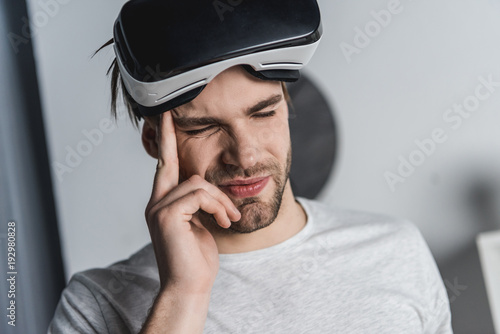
{"left": 49, "top": 0, "right": 453, "bottom": 333}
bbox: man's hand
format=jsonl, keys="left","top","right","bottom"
{"left": 140, "top": 111, "right": 241, "bottom": 333}
{"left": 145, "top": 110, "right": 241, "bottom": 292}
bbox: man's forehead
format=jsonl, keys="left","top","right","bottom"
{"left": 171, "top": 65, "right": 283, "bottom": 114}
{"left": 171, "top": 92, "right": 283, "bottom": 118}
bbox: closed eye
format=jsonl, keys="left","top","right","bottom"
{"left": 184, "top": 111, "right": 275, "bottom": 136}
{"left": 184, "top": 125, "right": 218, "bottom": 136}
{"left": 253, "top": 110, "right": 276, "bottom": 118}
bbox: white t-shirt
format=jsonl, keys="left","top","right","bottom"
{"left": 48, "top": 197, "right": 453, "bottom": 333}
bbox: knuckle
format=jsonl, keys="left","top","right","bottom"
{"left": 193, "top": 188, "right": 208, "bottom": 199}
{"left": 145, "top": 203, "right": 170, "bottom": 225}
{"left": 144, "top": 203, "right": 156, "bottom": 222}
{"left": 156, "top": 208, "right": 171, "bottom": 223}
{"left": 188, "top": 174, "right": 204, "bottom": 186}
{"left": 144, "top": 206, "right": 151, "bottom": 221}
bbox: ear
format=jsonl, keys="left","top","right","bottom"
{"left": 141, "top": 118, "right": 159, "bottom": 159}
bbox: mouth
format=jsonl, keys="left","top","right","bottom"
{"left": 219, "top": 176, "right": 270, "bottom": 198}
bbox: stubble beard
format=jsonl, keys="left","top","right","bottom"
{"left": 191, "top": 146, "right": 292, "bottom": 234}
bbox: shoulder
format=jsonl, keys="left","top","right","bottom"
{"left": 296, "top": 197, "right": 447, "bottom": 294}
{"left": 297, "top": 196, "right": 420, "bottom": 240}
{"left": 69, "top": 242, "right": 158, "bottom": 294}
{"left": 295, "top": 198, "right": 453, "bottom": 332}
{"left": 295, "top": 197, "right": 436, "bottom": 271}
{"left": 49, "top": 243, "right": 158, "bottom": 333}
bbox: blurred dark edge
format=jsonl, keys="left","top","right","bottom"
{"left": 287, "top": 75, "right": 337, "bottom": 199}
{"left": 439, "top": 178, "right": 499, "bottom": 334}
{"left": 0, "top": 0, "right": 65, "bottom": 333}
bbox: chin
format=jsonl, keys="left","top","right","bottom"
{"left": 198, "top": 174, "right": 286, "bottom": 235}
{"left": 200, "top": 146, "right": 292, "bottom": 234}
{"left": 229, "top": 199, "right": 277, "bottom": 233}
{"left": 228, "top": 176, "right": 286, "bottom": 234}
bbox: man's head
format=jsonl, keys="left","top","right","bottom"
{"left": 99, "top": 0, "right": 322, "bottom": 234}
{"left": 95, "top": 43, "right": 295, "bottom": 233}
{"left": 141, "top": 66, "right": 292, "bottom": 233}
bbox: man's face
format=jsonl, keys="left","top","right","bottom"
{"left": 170, "top": 66, "right": 292, "bottom": 234}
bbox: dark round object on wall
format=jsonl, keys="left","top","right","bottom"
{"left": 287, "top": 75, "right": 337, "bottom": 199}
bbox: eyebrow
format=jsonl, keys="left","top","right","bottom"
{"left": 172, "top": 94, "right": 283, "bottom": 128}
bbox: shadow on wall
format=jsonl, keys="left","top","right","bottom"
{"left": 287, "top": 75, "right": 337, "bottom": 199}
{"left": 440, "top": 174, "right": 500, "bottom": 334}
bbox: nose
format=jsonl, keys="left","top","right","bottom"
{"left": 221, "top": 126, "right": 261, "bottom": 171}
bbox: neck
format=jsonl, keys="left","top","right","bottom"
{"left": 212, "top": 180, "right": 307, "bottom": 254}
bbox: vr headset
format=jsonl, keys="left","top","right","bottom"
{"left": 113, "top": 0, "right": 322, "bottom": 116}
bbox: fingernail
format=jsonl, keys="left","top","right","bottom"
{"left": 233, "top": 207, "right": 241, "bottom": 220}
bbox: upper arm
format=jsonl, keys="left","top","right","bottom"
{"left": 48, "top": 276, "right": 109, "bottom": 334}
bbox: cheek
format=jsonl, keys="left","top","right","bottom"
{"left": 256, "top": 116, "right": 290, "bottom": 153}
{"left": 177, "top": 138, "right": 221, "bottom": 178}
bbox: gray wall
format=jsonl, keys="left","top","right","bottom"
{"left": 26, "top": 0, "right": 500, "bottom": 332}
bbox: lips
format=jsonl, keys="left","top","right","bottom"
{"left": 219, "top": 176, "right": 270, "bottom": 198}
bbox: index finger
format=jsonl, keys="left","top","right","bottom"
{"left": 151, "top": 110, "right": 180, "bottom": 203}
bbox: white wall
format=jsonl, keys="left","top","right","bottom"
{"left": 311, "top": 0, "right": 500, "bottom": 264}
{"left": 27, "top": 0, "right": 153, "bottom": 277}
{"left": 29, "top": 0, "right": 500, "bottom": 281}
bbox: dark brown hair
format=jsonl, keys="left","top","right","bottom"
{"left": 94, "top": 38, "right": 143, "bottom": 127}
{"left": 94, "top": 39, "right": 292, "bottom": 128}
